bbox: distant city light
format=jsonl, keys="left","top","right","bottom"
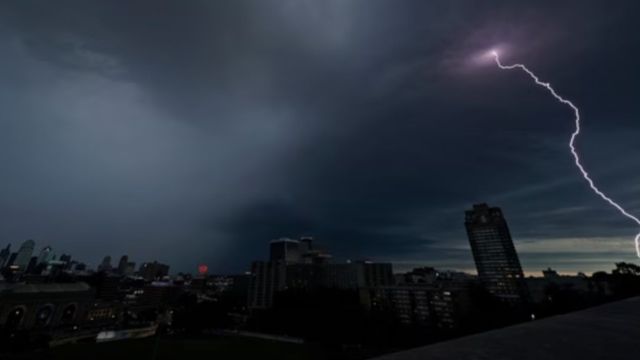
{"left": 198, "top": 264, "right": 209, "bottom": 275}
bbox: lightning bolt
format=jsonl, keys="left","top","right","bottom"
{"left": 490, "top": 50, "right": 640, "bottom": 258}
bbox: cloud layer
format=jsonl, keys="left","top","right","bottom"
{"left": 1, "top": 1, "right": 639, "bottom": 274}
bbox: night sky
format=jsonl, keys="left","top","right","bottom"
{"left": 1, "top": 1, "right": 639, "bottom": 275}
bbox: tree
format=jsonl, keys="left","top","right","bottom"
{"left": 613, "top": 262, "right": 640, "bottom": 276}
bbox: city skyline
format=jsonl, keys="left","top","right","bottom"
{"left": 0, "top": 216, "right": 628, "bottom": 278}
{"left": 1, "top": 1, "right": 640, "bottom": 274}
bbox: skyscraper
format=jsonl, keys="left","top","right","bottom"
{"left": 248, "top": 260, "right": 286, "bottom": 309}
{"left": 0, "top": 244, "right": 11, "bottom": 268}
{"left": 465, "top": 203, "right": 528, "bottom": 303}
{"left": 98, "top": 255, "right": 112, "bottom": 272}
{"left": 270, "top": 238, "right": 301, "bottom": 264}
{"left": 37, "top": 245, "right": 54, "bottom": 265}
{"left": 26, "top": 256, "right": 38, "bottom": 274}
{"left": 299, "top": 236, "right": 313, "bottom": 253}
{"left": 14, "top": 240, "right": 35, "bottom": 271}
{"left": 125, "top": 262, "right": 136, "bottom": 275}
{"left": 117, "top": 255, "right": 129, "bottom": 275}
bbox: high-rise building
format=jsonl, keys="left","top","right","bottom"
{"left": 361, "top": 284, "right": 472, "bottom": 329}
{"left": 117, "top": 255, "right": 129, "bottom": 275}
{"left": 98, "top": 256, "right": 112, "bottom": 272}
{"left": 465, "top": 203, "right": 528, "bottom": 303}
{"left": 26, "top": 256, "right": 38, "bottom": 274}
{"left": 125, "top": 262, "right": 136, "bottom": 276}
{"left": 299, "top": 236, "right": 313, "bottom": 253}
{"left": 0, "top": 244, "right": 11, "bottom": 268}
{"left": 14, "top": 240, "right": 35, "bottom": 271}
{"left": 270, "top": 238, "right": 301, "bottom": 264}
{"left": 248, "top": 261, "right": 286, "bottom": 309}
{"left": 37, "top": 246, "right": 54, "bottom": 265}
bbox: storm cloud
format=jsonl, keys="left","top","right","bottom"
{"left": 1, "top": 1, "right": 639, "bottom": 274}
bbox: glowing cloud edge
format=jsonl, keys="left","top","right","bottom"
{"left": 490, "top": 51, "right": 640, "bottom": 258}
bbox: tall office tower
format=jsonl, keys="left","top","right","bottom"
{"left": 14, "top": 239, "right": 35, "bottom": 270}
{"left": 98, "top": 255, "right": 112, "bottom": 272}
{"left": 248, "top": 260, "right": 286, "bottom": 309}
{"left": 125, "top": 262, "right": 136, "bottom": 275}
{"left": 117, "top": 255, "right": 129, "bottom": 274}
{"left": 0, "top": 244, "right": 11, "bottom": 268}
{"left": 465, "top": 203, "right": 528, "bottom": 303}
{"left": 269, "top": 238, "right": 301, "bottom": 264}
{"left": 37, "top": 245, "right": 54, "bottom": 265}
{"left": 26, "top": 256, "right": 38, "bottom": 274}
{"left": 299, "top": 236, "right": 313, "bottom": 253}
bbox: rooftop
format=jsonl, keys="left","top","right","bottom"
{"left": 372, "top": 296, "right": 640, "bottom": 360}
{"left": 0, "top": 282, "right": 91, "bottom": 294}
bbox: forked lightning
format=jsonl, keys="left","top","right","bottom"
{"left": 490, "top": 50, "right": 640, "bottom": 257}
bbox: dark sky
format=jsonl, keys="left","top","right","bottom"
{"left": 1, "top": 0, "right": 639, "bottom": 275}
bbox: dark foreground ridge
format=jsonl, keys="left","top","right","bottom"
{"left": 372, "top": 296, "right": 640, "bottom": 360}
